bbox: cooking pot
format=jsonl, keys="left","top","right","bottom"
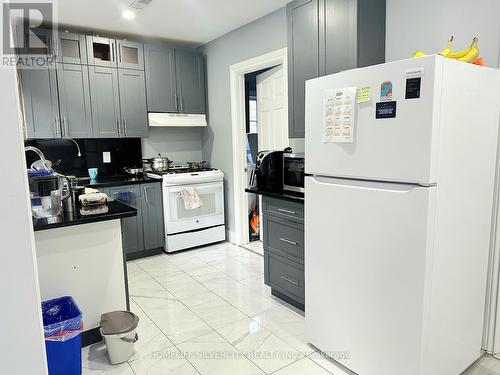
{"left": 123, "top": 167, "right": 144, "bottom": 176}
{"left": 187, "top": 161, "right": 207, "bottom": 171}
{"left": 143, "top": 155, "right": 172, "bottom": 173}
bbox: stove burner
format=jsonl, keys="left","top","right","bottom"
{"left": 162, "top": 167, "right": 218, "bottom": 175}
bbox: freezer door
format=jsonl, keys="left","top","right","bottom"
{"left": 305, "top": 176, "right": 434, "bottom": 375}
{"left": 305, "top": 56, "right": 441, "bottom": 184}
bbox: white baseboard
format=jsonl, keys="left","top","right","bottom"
{"left": 226, "top": 229, "right": 237, "bottom": 245}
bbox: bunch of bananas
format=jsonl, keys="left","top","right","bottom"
{"left": 413, "top": 36, "right": 484, "bottom": 65}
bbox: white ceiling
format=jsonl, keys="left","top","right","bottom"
{"left": 53, "top": 0, "right": 291, "bottom": 47}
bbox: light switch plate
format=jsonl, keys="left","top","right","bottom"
{"left": 103, "top": 152, "right": 111, "bottom": 163}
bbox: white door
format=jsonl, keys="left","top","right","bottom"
{"left": 257, "top": 65, "right": 289, "bottom": 151}
{"left": 305, "top": 176, "right": 434, "bottom": 375}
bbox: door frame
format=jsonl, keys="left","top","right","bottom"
{"left": 229, "top": 47, "right": 288, "bottom": 245}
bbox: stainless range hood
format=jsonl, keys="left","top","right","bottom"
{"left": 148, "top": 113, "right": 207, "bottom": 127}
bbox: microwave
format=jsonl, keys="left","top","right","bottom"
{"left": 283, "top": 153, "right": 305, "bottom": 193}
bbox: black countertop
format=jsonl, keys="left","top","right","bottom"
{"left": 33, "top": 200, "right": 137, "bottom": 231}
{"left": 78, "top": 175, "right": 161, "bottom": 188}
{"left": 245, "top": 187, "right": 304, "bottom": 202}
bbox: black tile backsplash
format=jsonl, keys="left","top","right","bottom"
{"left": 25, "top": 138, "right": 143, "bottom": 178}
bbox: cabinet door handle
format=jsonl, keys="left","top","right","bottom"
{"left": 277, "top": 208, "right": 296, "bottom": 215}
{"left": 116, "top": 119, "right": 120, "bottom": 137}
{"left": 54, "top": 115, "right": 61, "bottom": 136}
{"left": 174, "top": 95, "right": 179, "bottom": 112}
{"left": 180, "top": 97, "right": 184, "bottom": 113}
{"left": 118, "top": 42, "right": 122, "bottom": 63}
{"left": 62, "top": 116, "right": 68, "bottom": 136}
{"left": 279, "top": 237, "right": 297, "bottom": 246}
{"left": 280, "top": 275, "right": 299, "bottom": 286}
{"left": 122, "top": 119, "right": 126, "bottom": 137}
{"left": 143, "top": 186, "right": 149, "bottom": 205}
{"left": 110, "top": 41, "right": 114, "bottom": 63}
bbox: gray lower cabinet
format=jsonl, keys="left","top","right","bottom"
{"left": 144, "top": 44, "right": 177, "bottom": 112}
{"left": 287, "top": 0, "right": 386, "bottom": 138}
{"left": 56, "top": 63, "right": 93, "bottom": 138}
{"left": 108, "top": 185, "right": 145, "bottom": 256}
{"left": 142, "top": 183, "right": 164, "bottom": 251}
{"left": 118, "top": 69, "right": 148, "bottom": 138}
{"left": 103, "top": 182, "right": 163, "bottom": 260}
{"left": 265, "top": 252, "right": 305, "bottom": 304}
{"left": 175, "top": 49, "right": 206, "bottom": 114}
{"left": 263, "top": 196, "right": 305, "bottom": 309}
{"left": 89, "top": 66, "right": 121, "bottom": 138}
{"left": 19, "top": 65, "right": 60, "bottom": 139}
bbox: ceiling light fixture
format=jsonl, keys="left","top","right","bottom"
{"left": 122, "top": 9, "right": 136, "bottom": 20}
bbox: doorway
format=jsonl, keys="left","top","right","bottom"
{"left": 229, "top": 48, "right": 288, "bottom": 248}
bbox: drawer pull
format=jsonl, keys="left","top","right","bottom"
{"left": 281, "top": 275, "right": 299, "bottom": 286}
{"left": 277, "top": 208, "right": 296, "bottom": 215}
{"left": 279, "top": 237, "right": 297, "bottom": 246}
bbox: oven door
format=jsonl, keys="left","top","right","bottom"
{"left": 163, "top": 181, "right": 225, "bottom": 234}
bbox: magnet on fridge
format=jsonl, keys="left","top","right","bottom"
{"left": 376, "top": 101, "right": 397, "bottom": 119}
{"left": 380, "top": 81, "right": 393, "bottom": 101}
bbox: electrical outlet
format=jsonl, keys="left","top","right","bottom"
{"left": 103, "top": 152, "right": 111, "bottom": 163}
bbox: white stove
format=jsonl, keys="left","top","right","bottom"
{"left": 148, "top": 166, "right": 225, "bottom": 253}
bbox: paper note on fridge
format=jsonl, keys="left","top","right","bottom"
{"left": 323, "top": 87, "right": 357, "bottom": 143}
{"left": 356, "top": 86, "right": 371, "bottom": 103}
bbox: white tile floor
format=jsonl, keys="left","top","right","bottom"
{"left": 82, "top": 241, "right": 500, "bottom": 375}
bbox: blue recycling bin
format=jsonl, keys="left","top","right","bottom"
{"left": 41, "top": 296, "right": 83, "bottom": 375}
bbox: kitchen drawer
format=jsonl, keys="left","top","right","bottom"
{"left": 266, "top": 252, "right": 304, "bottom": 303}
{"left": 263, "top": 196, "right": 304, "bottom": 221}
{"left": 264, "top": 215, "right": 304, "bottom": 263}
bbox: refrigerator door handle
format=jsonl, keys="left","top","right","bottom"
{"left": 309, "top": 176, "right": 428, "bottom": 193}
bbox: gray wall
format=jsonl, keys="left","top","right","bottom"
{"left": 200, "top": 8, "right": 288, "bottom": 233}
{"left": 141, "top": 127, "right": 203, "bottom": 164}
{"left": 386, "top": 0, "right": 500, "bottom": 68}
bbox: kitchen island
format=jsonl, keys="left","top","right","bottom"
{"left": 33, "top": 200, "right": 136, "bottom": 346}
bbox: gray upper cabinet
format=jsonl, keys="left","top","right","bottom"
{"left": 144, "top": 44, "right": 177, "bottom": 112}
{"left": 56, "top": 32, "right": 87, "bottom": 65}
{"left": 89, "top": 66, "right": 121, "bottom": 138}
{"left": 118, "top": 69, "right": 148, "bottom": 138}
{"left": 56, "top": 63, "right": 92, "bottom": 138}
{"left": 175, "top": 50, "right": 206, "bottom": 114}
{"left": 86, "top": 35, "right": 117, "bottom": 67}
{"left": 19, "top": 66, "right": 60, "bottom": 139}
{"left": 287, "top": 0, "right": 320, "bottom": 138}
{"left": 321, "top": 0, "right": 356, "bottom": 75}
{"left": 142, "top": 183, "right": 164, "bottom": 250}
{"left": 287, "top": 0, "right": 386, "bottom": 138}
{"left": 355, "top": 0, "right": 386, "bottom": 68}
{"left": 116, "top": 40, "right": 144, "bottom": 70}
{"left": 144, "top": 44, "right": 206, "bottom": 114}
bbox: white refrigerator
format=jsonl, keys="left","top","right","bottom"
{"left": 304, "top": 55, "right": 500, "bottom": 375}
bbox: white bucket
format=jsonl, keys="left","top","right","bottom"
{"left": 101, "top": 329, "right": 138, "bottom": 364}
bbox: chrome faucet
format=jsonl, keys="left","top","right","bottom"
{"left": 24, "top": 146, "right": 51, "bottom": 170}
